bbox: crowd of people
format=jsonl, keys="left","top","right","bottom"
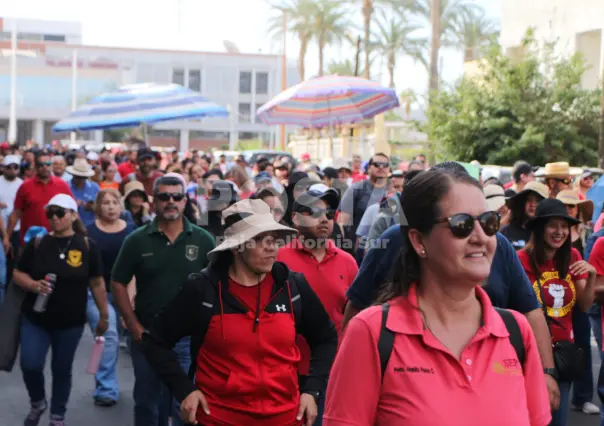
{"left": 0, "top": 138, "right": 603, "bottom": 426}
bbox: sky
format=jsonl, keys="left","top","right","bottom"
{"left": 4, "top": 0, "right": 501, "bottom": 101}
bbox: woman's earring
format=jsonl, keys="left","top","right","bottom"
{"left": 420, "top": 248, "right": 427, "bottom": 257}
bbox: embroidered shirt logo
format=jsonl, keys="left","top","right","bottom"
{"left": 185, "top": 245, "right": 199, "bottom": 261}
{"left": 493, "top": 359, "right": 522, "bottom": 376}
{"left": 67, "top": 250, "right": 82, "bottom": 267}
{"left": 276, "top": 304, "right": 287, "bottom": 312}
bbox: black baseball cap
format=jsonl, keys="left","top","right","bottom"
{"left": 293, "top": 184, "right": 339, "bottom": 212}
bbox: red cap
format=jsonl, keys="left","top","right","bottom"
{"left": 301, "top": 153, "right": 311, "bottom": 161}
{"left": 0, "top": 142, "right": 9, "bottom": 149}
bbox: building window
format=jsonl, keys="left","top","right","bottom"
{"left": 172, "top": 68, "right": 185, "bottom": 86}
{"left": 17, "top": 32, "right": 42, "bottom": 41}
{"left": 43, "top": 34, "right": 66, "bottom": 42}
{"left": 188, "top": 69, "right": 201, "bottom": 92}
{"left": 255, "top": 72, "right": 268, "bottom": 94}
{"left": 255, "top": 103, "right": 264, "bottom": 123}
{"left": 239, "top": 71, "right": 252, "bottom": 94}
{"left": 239, "top": 132, "right": 259, "bottom": 140}
{"left": 238, "top": 103, "right": 251, "bottom": 122}
{"left": 0, "top": 32, "right": 11, "bottom": 41}
{"left": 190, "top": 130, "right": 229, "bottom": 140}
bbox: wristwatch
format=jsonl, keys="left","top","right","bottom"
{"left": 304, "top": 390, "right": 322, "bottom": 403}
{"left": 544, "top": 368, "right": 558, "bottom": 379}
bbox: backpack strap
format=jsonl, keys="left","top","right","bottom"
{"left": 494, "top": 307, "right": 525, "bottom": 367}
{"left": 377, "top": 303, "right": 395, "bottom": 381}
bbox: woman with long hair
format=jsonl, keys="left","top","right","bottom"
{"left": 500, "top": 181, "right": 549, "bottom": 250}
{"left": 323, "top": 168, "right": 550, "bottom": 426}
{"left": 123, "top": 181, "right": 154, "bottom": 227}
{"left": 229, "top": 165, "right": 255, "bottom": 199}
{"left": 517, "top": 198, "right": 596, "bottom": 426}
{"left": 143, "top": 199, "right": 337, "bottom": 426}
{"left": 85, "top": 189, "right": 137, "bottom": 407}
{"left": 13, "top": 194, "right": 108, "bottom": 426}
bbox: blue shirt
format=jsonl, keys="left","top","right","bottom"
{"left": 346, "top": 225, "right": 540, "bottom": 313}
{"left": 70, "top": 180, "right": 101, "bottom": 225}
{"left": 585, "top": 228, "right": 604, "bottom": 261}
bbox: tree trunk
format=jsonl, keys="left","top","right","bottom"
{"left": 318, "top": 39, "right": 325, "bottom": 76}
{"left": 362, "top": 0, "right": 373, "bottom": 79}
{"left": 599, "top": 65, "right": 604, "bottom": 168}
{"left": 298, "top": 36, "right": 309, "bottom": 81}
{"left": 354, "top": 36, "right": 362, "bottom": 76}
{"left": 388, "top": 56, "right": 395, "bottom": 88}
{"left": 464, "top": 46, "right": 474, "bottom": 63}
{"left": 429, "top": 0, "right": 441, "bottom": 96}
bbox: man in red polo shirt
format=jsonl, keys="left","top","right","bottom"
{"left": 119, "top": 148, "right": 163, "bottom": 197}
{"left": 276, "top": 183, "right": 358, "bottom": 425}
{"left": 117, "top": 148, "right": 138, "bottom": 179}
{"left": 3, "top": 151, "right": 73, "bottom": 251}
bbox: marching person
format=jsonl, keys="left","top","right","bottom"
{"left": 277, "top": 184, "right": 358, "bottom": 425}
{"left": 324, "top": 168, "right": 550, "bottom": 426}
{"left": 142, "top": 198, "right": 338, "bottom": 426}
{"left": 517, "top": 198, "right": 596, "bottom": 426}
{"left": 67, "top": 158, "right": 100, "bottom": 227}
{"left": 111, "top": 175, "right": 215, "bottom": 426}
{"left": 13, "top": 194, "right": 108, "bottom": 426}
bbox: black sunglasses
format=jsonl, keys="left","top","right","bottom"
{"left": 434, "top": 211, "right": 500, "bottom": 238}
{"left": 6, "top": 164, "right": 18, "bottom": 170}
{"left": 156, "top": 192, "right": 185, "bottom": 202}
{"left": 299, "top": 206, "right": 336, "bottom": 220}
{"left": 372, "top": 162, "right": 390, "bottom": 169}
{"left": 46, "top": 206, "right": 67, "bottom": 219}
{"left": 36, "top": 161, "right": 52, "bottom": 167}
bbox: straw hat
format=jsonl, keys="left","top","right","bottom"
{"left": 66, "top": 158, "right": 95, "bottom": 177}
{"left": 207, "top": 199, "right": 297, "bottom": 263}
{"left": 556, "top": 189, "right": 594, "bottom": 222}
{"left": 123, "top": 181, "right": 151, "bottom": 203}
{"left": 535, "top": 162, "right": 582, "bottom": 178}
{"left": 483, "top": 185, "right": 506, "bottom": 211}
{"left": 506, "top": 181, "right": 550, "bottom": 206}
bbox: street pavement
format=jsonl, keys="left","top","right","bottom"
{"left": 0, "top": 329, "right": 602, "bottom": 426}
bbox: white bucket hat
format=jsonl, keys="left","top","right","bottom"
{"left": 207, "top": 199, "right": 296, "bottom": 263}
{"left": 483, "top": 184, "right": 506, "bottom": 211}
{"left": 66, "top": 158, "right": 95, "bottom": 177}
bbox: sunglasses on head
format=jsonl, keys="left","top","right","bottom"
{"left": 46, "top": 206, "right": 67, "bottom": 219}
{"left": 434, "top": 211, "right": 500, "bottom": 239}
{"left": 36, "top": 161, "right": 51, "bottom": 167}
{"left": 372, "top": 162, "right": 390, "bottom": 169}
{"left": 156, "top": 192, "right": 185, "bottom": 202}
{"left": 299, "top": 206, "right": 336, "bottom": 220}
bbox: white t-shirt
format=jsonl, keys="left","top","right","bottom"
{"left": 0, "top": 176, "right": 23, "bottom": 231}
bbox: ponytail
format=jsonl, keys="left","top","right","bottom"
{"left": 73, "top": 218, "right": 88, "bottom": 236}
{"left": 375, "top": 225, "right": 421, "bottom": 303}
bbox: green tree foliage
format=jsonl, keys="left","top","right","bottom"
{"left": 427, "top": 34, "right": 601, "bottom": 166}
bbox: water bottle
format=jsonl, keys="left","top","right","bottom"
{"left": 87, "top": 336, "right": 105, "bottom": 375}
{"left": 33, "top": 273, "right": 56, "bottom": 313}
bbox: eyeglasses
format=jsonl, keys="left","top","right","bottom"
{"left": 46, "top": 206, "right": 67, "bottom": 219}
{"left": 299, "top": 206, "right": 336, "bottom": 220}
{"left": 36, "top": 161, "right": 51, "bottom": 167}
{"left": 553, "top": 178, "right": 572, "bottom": 185}
{"left": 6, "top": 164, "right": 18, "bottom": 170}
{"left": 156, "top": 192, "right": 185, "bottom": 202}
{"left": 434, "top": 211, "right": 500, "bottom": 239}
{"left": 372, "top": 162, "right": 390, "bottom": 169}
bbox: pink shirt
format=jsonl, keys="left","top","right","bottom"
{"left": 323, "top": 285, "right": 551, "bottom": 426}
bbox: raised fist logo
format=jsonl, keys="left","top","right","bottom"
{"left": 548, "top": 283, "right": 565, "bottom": 310}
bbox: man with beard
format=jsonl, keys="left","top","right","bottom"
{"left": 0, "top": 155, "right": 23, "bottom": 284}
{"left": 120, "top": 148, "right": 164, "bottom": 198}
{"left": 3, "top": 151, "right": 72, "bottom": 253}
{"left": 277, "top": 184, "right": 358, "bottom": 425}
{"left": 111, "top": 175, "right": 215, "bottom": 426}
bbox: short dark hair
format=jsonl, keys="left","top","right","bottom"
{"left": 35, "top": 151, "right": 51, "bottom": 162}
{"left": 153, "top": 175, "right": 184, "bottom": 195}
{"left": 203, "top": 169, "right": 224, "bottom": 180}
{"left": 513, "top": 162, "right": 533, "bottom": 183}
{"left": 370, "top": 153, "right": 389, "bottom": 164}
{"left": 257, "top": 159, "right": 272, "bottom": 172}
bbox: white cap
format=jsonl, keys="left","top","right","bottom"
{"left": 309, "top": 183, "right": 330, "bottom": 193}
{"left": 46, "top": 194, "right": 78, "bottom": 211}
{"left": 86, "top": 152, "right": 100, "bottom": 161}
{"left": 3, "top": 155, "right": 20, "bottom": 166}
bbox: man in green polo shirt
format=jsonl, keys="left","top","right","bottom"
{"left": 111, "top": 174, "right": 214, "bottom": 426}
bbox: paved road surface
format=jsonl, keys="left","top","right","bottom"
{"left": 0, "top": 329, "right": 601, "bottom": 425}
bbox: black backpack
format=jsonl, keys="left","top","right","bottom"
{"left": 377, "top": 303, "right": 526, "bottom": 380}
{"left": 186, "top": 266, "right": 304, "bottom": 378}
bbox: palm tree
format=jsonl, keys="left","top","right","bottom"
{"left": 371, "top": 9, "right": 427, "bottom": 88}
{"left": 312, "top": 0, "right": 350, "bottom": 76}
{"left": 268, "top": 0, "right": 317, "bottom": 81}
{"left": 327, "top": 59, "right": 365, "bottom": 76}
{"left": 455, "top": 11, "right": 498, "bottom": 62}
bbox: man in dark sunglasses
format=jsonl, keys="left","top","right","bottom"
{"left": 3, "top": 152, "right": 72, "bottom": 253}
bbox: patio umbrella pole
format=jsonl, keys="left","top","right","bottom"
{"left": 327, "top": 97, "right": 333, "bottom": 160}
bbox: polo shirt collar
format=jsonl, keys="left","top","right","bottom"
{"left": 387, "top": 284, "right": 509, "bottom": 338}
{"left": 148, "top": 217, "right": 194, "bottom": 235}
{"left": 291, "top": 236, "right": 337, "bottom": 260}
{"left": 35, "top": 175, "right": 55, "bottom": 185}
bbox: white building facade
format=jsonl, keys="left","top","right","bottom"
{"left": 0, "top": 16, "right": 299, "bottom": 150}
{"left": 500, "top": 0, "right": 604, "bottom": 90}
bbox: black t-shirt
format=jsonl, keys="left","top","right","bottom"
{"left": 500, "top": 223, "right": 531, "bottom": 251}
{"left": 18, "top": 234, "right": 103, "bottom": 329}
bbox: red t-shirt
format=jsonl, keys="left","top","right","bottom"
{"left": 518, "top": 248, "right": 587, "bottom": 342}
{"left": 14, "top": 176, "right": 73, "bottom": 243}
{"left": 588, "top": 238, "right": 604, "bottom": 345}
{"left": 117, "top": 161, "right": 136, "bottom": 179}
{"left": 351, "top": 170, "right": 367, "bottom": 183}
{"left": 277, "top": 239, "right": 358, "bottom": 375}
{"left": 228, "top": 274, "right": 274, "bottom": 313}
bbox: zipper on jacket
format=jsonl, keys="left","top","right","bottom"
{"left": 253, "top": 278, "right": 261, "bottom": 332}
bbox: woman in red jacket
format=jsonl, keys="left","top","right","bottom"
{"left": 143, "top": 198, "right": 337, "bottom": 426}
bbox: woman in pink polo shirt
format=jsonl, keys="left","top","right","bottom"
{"left": 323, "top": 168, "right": 551, "bottom": 426}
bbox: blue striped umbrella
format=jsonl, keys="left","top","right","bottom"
{"left": 52, "top": 83, "right": 229, "bottom": 132}
{"left": 256, "top": 75, "right": 399, "bottom": 127}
